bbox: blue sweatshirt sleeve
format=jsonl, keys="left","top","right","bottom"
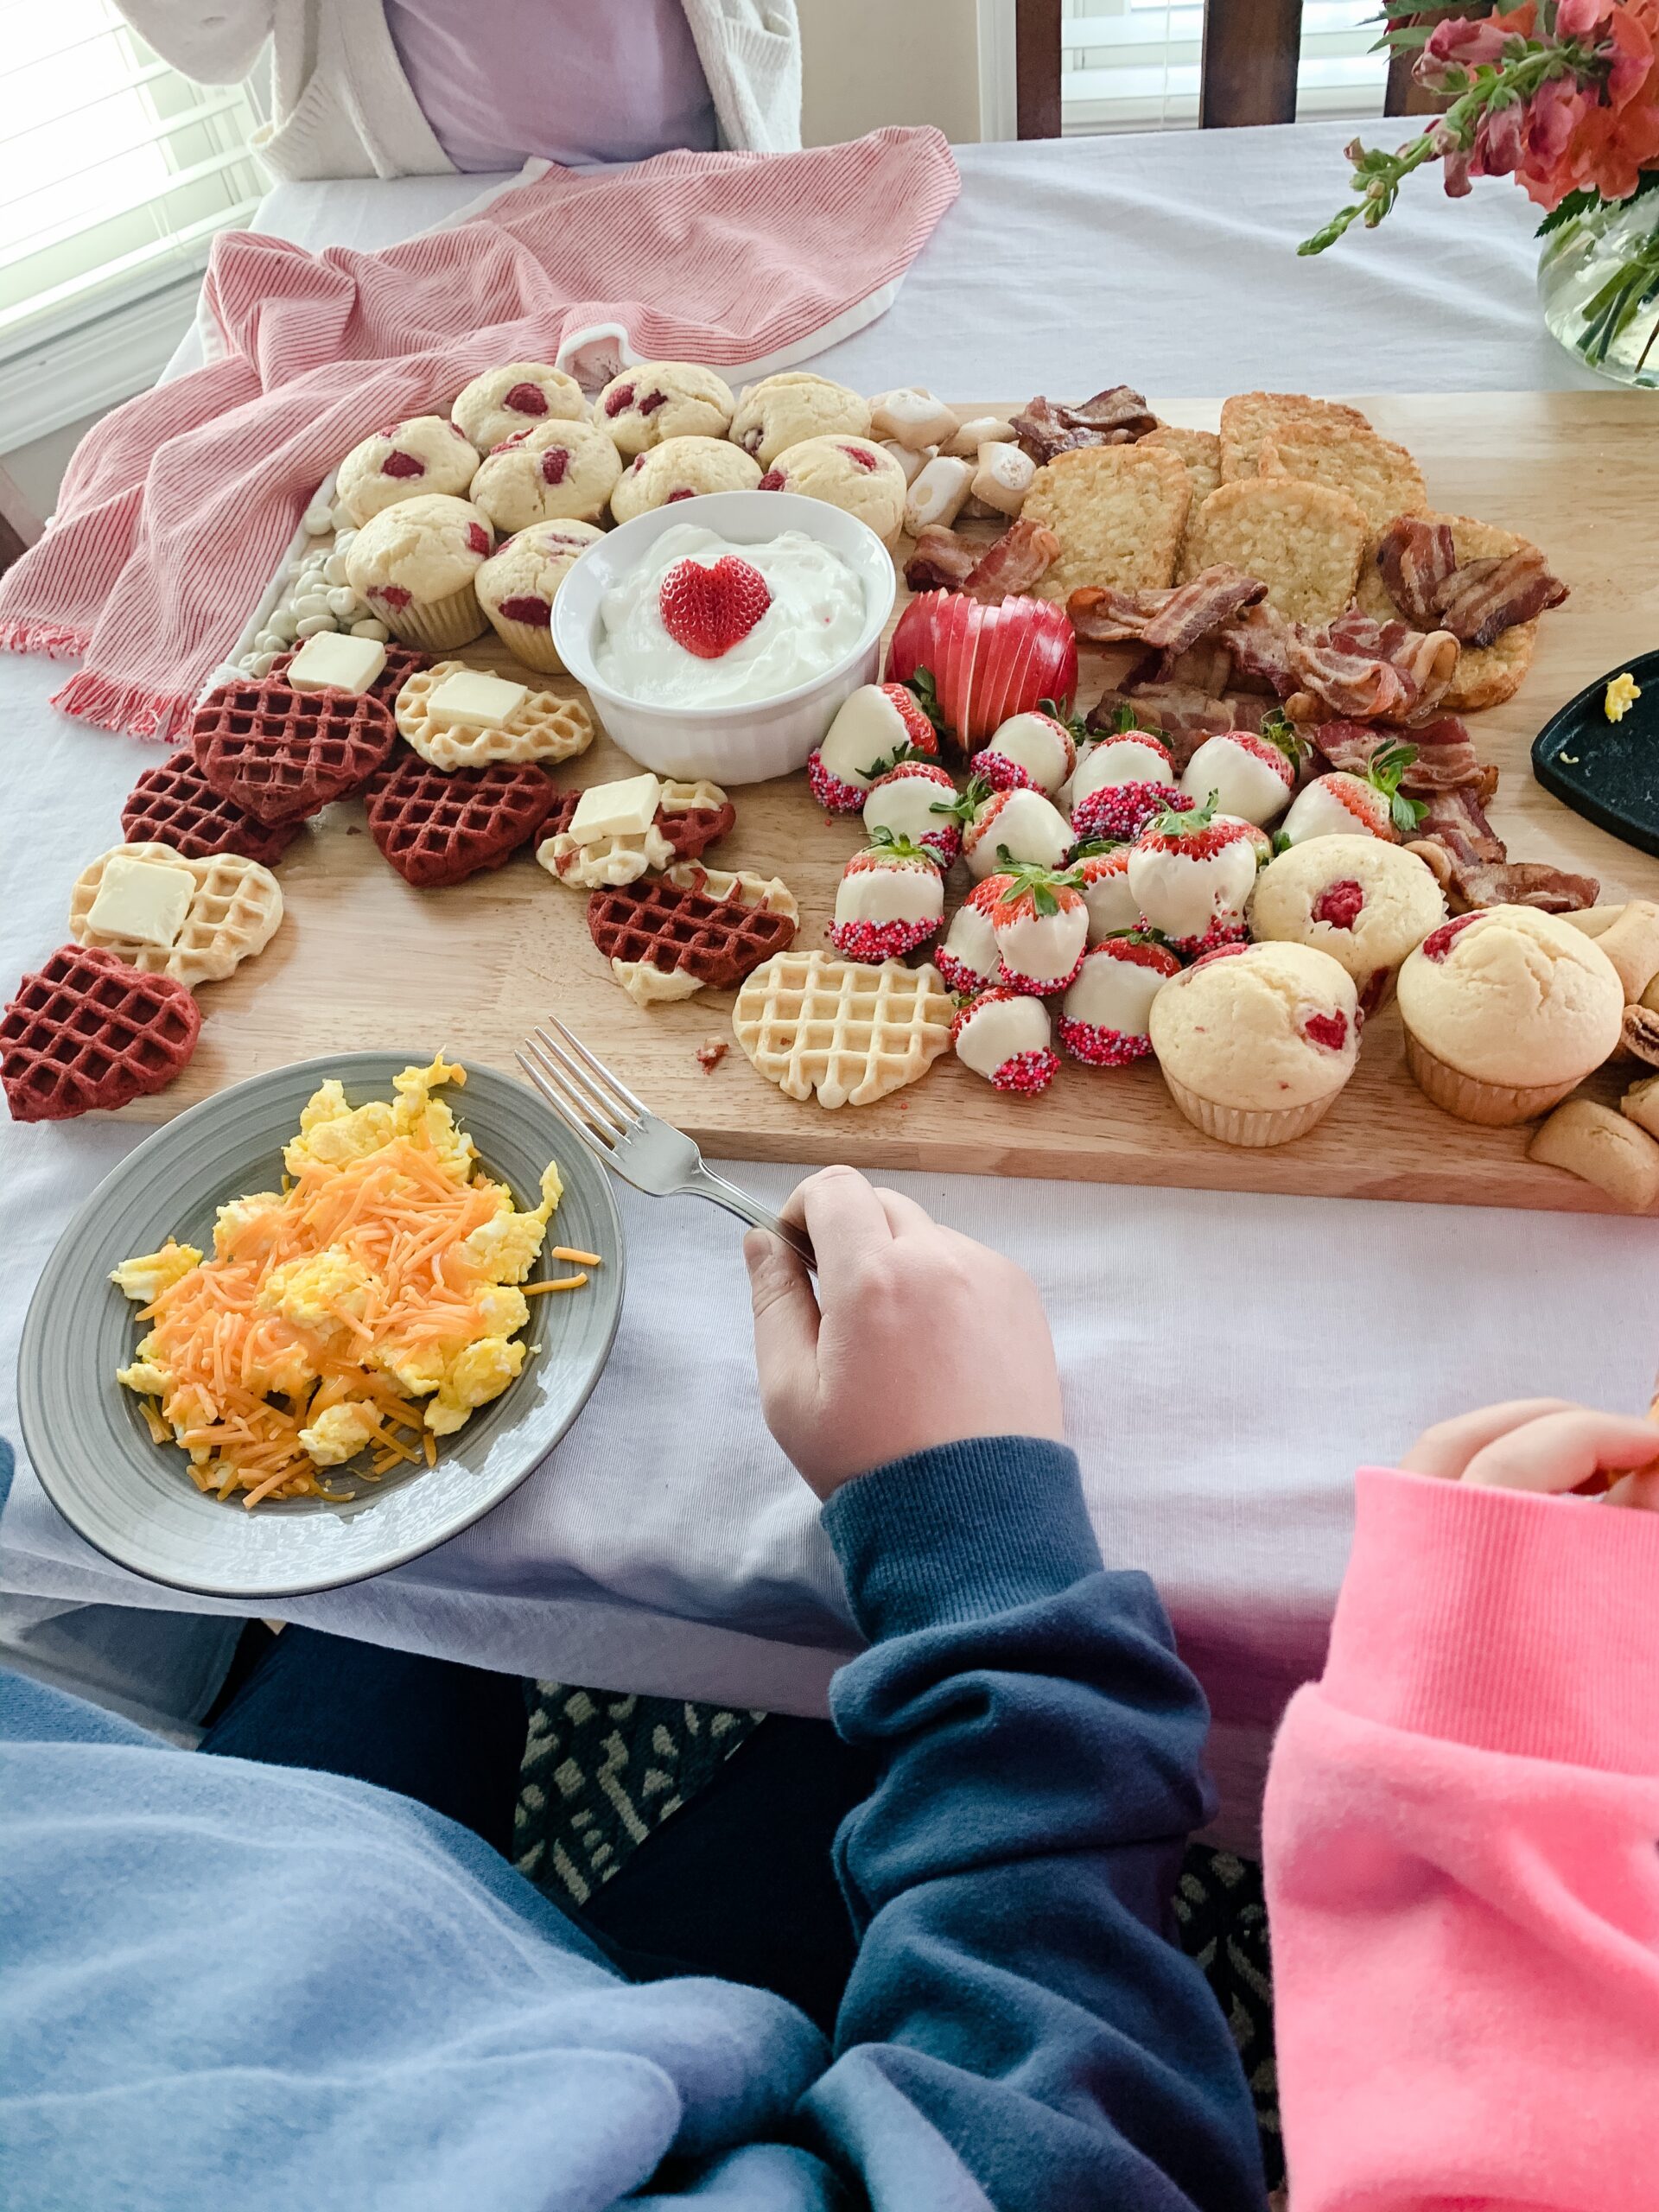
{"left": 799, "top": 1438, "right": 1266, "bottom": 2212}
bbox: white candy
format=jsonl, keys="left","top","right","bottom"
{"left": 303, "top": 502, "right": 334, "bottom": 534}
{"left": 247, "top": 652, "right": 277, "bottom": 676}
{"left": 904, "top": 454, "right": 974, "bottom": 536}
{"left": 326, "top": 586, "right": 359, "bottom": 618}
{"left": 966, "top": 788, "right": 1073, "bottom": 879}
{"left": 323, "top": 553, "right": 350, "bottom": 585}
{"left": 334, "top": 529, "right": 357, "bottom": 555}
{"left": 252, "top": 628, "right": 282, "bottom": 653}
{"left": 351, "top": 619, "right": 390, "bottom": 641}
{"left": 294, "top": 613, "right": 334, "bottom": 637}
{"left": 284, "top": 561, "right": 303, "bottom": 582}
{"left": 871, "top": 386, "right": 959, "bottom": 451}
{"left": 970, "top": 442, "right": 1037, "bottom": 518}
{"left": 879, "top": 439, "right": 931, "bottom": 486}
{"left": 944, "top": 415, "right": 1016, "bottom": 458}
{"left": 293, "top": 591, "right": 329, "bottom": 619}
{"left": 330, "top": 502, "right": 353, "bottom": 531}
{"left": 270, "top": 608, "right": 301, "bottom": 642}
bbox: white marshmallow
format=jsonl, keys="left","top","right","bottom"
{"left": 904, "top": 454, "right": 974, "bottom": 536}
{"left": 871, "top": 386, "right": 959, "bottom": 451}
{"left": 945, "top": 416, "right": 1016, "bottom": 459}
{"left": 969, "top": 442, "right": 1035, "bottom": 518}
{"left": 880, "top": 439, "right": 932, "bottom": 486}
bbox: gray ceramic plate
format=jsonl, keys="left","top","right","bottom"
{"left": 18, "top": 1052, "right": 624, "bottom": 1599}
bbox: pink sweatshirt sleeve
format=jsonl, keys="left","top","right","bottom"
{"left": 1264, "top": 1466, "right": 1659, "bottom": 2212}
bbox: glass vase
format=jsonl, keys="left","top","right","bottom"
{"left": 1538, "top": 190, "right": 1659, "bottom": 387}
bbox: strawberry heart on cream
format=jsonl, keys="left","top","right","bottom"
{"left": 830, "top": 835, "right": 944, "bottom": 963}
{"left": 952, "top": 988, "right": 1058, "bottom": 1094}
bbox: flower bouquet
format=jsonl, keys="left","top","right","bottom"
{"left": 1303, "top": 3, "right": 1659, "bottom": 384}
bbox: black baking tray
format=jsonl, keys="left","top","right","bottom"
{"left": 1532, "top": 648, "right": 1659, "bottom": 860}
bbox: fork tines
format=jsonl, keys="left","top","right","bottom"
{"left": 517, "top": 1017, "right": 645, "bottom": 1160}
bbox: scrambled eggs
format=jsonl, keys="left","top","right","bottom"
{"left": 1605, "top": 671, "right": 1642, "bottom": 722}
{"left": 112, "top": 1057, "right": 580, "bottom": 1506}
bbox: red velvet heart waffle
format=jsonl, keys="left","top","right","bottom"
{"left": 587, "top": 868, "right": 797, "bottom": 993}
{"left": 657, "top": 799, "right": 736, "bottom": 863}
{"left": 190, "top": 678, "right": 397, "bottom": 823}
{"left": 270, "top": 640, "right": 427, "bottom": 707}
{"left": 364, "top": 747, "right": 556, "bottom": 888}
{"left": 122, "top": 752, "right": 303, "bottom": 866}
{"left": 2, "top": 945, "right": 200, "bottom": 1123}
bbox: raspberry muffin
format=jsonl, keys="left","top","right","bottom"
{"left": 609, "top": 435, "right": 762, "bottom": 524}
{"left": 344, "top": 493, "right": 494, "bottom": 652}
{"left": 760, "top": 435, "right": 907, "bottom": 543}
{"left": 451, "top": 363, "right": 586, "bottom": 454}
{"left": 476, "top": 519, "right": 606, "bottom": 672}
{"left": 729, "top": 372, "right": 871, "bottom": 467}
{"left": 469, "top": 419, "right": 622, "bottom": 532}
{"left": 1396, "top": 905, "right": 1624, "bottom": 1126}
{"left": 1149, "top": 941, "right": 1360, "bottom": 1147}
{"left": 1249, "top": 834, "right": 1446, "bottom": 1013}
{"left": 336, "top": 415, "right": 480, "bottom": 524}
{"left": 595, "top": 363, "right": 736, "bottom": 454}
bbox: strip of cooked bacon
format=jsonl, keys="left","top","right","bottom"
{"left": 905, "top": 524, "right": 982, "bottom": 593}
{"left": 1372, "top": 517, "right": 1458, "bottom": 628}
{"left": 1431, "top": 548, "right": 1570, "bottom": 648}
{"left": 1448, "top": 858, "right": 1599, "bottom": 912}
{"left": 963, "top": 517, "right": 1060, "bottom": 603}
{"left": 1219, "top": 604, "right": 1297, "bottom": 695}
{"left": 1069, "top": 564, "right": 1266, "bottom": 666}
{"left": 1011, "top": 386, "right": 1156, "bottom": 464}
{"left": 1417, "top": 785, "right": 1507, "bottom": 867}
{"left": 1371, "top": 517, "right": 1569, "bottom": 645}
{"left": 1162, "top": 639, "right": 1235, "bottom": 699}
{"left": 1311, "top": 713, "right": 1493, "bottom": 797}
{"left": 1284, "top": 612, "right": 1459, "bottom": 723}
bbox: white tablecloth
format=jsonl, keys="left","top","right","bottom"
{"left": 3, "top": 126, "right": 1649, "bottom": 1844}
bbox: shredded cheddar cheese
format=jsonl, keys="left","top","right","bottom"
{"left": 112, "top": 1057, "right": 589, "bottom": 1509}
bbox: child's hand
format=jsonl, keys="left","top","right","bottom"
{"left": 1402, "top": 1397, "right": 1659, "bottom": 1509}
{"left": 744, "top": 1165, "right": 1065, "bottom": 1500}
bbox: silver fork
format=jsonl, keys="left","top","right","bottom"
{"left": 518, "top": 1015, "right": 815, "bottom": 1268}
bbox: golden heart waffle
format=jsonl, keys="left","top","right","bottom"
{"left": 732, "top": 948, "right": 954, "bottom": 1109}
{"left": 190, "top": 678, "right": 397, "bottom": 823}
{"left": 365, "top": 747, "right": 556, "bottom": 888}
{"left": 68, "top": 843, "right": 284, "bottom": 988}
{"left": 2, "top": 945, "right": 201, "bottom": 1122}
{"left": 588, "top": 863, "right": 798, "bottom": 1005}
{"left": 394, "top": 660, "right": 594, "bottom": 771}
{"left": 123, "top": 752, "right": 303, "bottom": 867}
{"left": 271, "top": 640, "right": 427, "bottom": 706}
{"left": 657, "top": 780, "right": 736, "bottom": 863}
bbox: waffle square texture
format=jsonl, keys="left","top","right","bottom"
{"left": 365, "top": 747, "right": 556, "bottom": 887}
{"left": 2, "top": 945, "right": 201, "bottom": 1122}
{"left": 588, "top": 866, "right": 798, "bottom": 995}
{"left": 190, "top": 677, "right": 397, "bottom": 823}
{"left": 69, "top": 844, "right": 283, "bottom": 988}
{"left": 395, "top": 658, "right": 594, "bottom": 770}
{"left": 123, "top": 752, "right": 303, "bottom": 866}
{"left": 732, "top": 949, "right": 954, "bottom": 1109}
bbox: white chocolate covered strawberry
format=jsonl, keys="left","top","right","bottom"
{"left": 1058, "top": 937, "right": 1182, "bottom": 1067}
{"left": 809, "top": 683, "right": 938, "bottom": 814}
{"left": 967, "top": 708, "right": 1077, "bottom": 796}
{"left": 1180, "top": 722, "right": 1303, "bottom": 827}
{"left": 970, "top": 864, "right": 1089, "bottom": 995}
{"left": 1128, "top": 797, "right": 1260, "bottom": 955}
{"left": 935, "top": 899, "right": 1001, "bottom": 995}
{"left": 830, "top": 833, "right": 944, "bottom": 963}
{"left": 1069, "top": 728, "right": 1188, "bottom": 845}
{"left": 862, "top": 760, "right": 961, "bottom": 866}
{"left": 951, "top": 988, "right": 1058, "bottom": 1094}
{"left": 1074, "top": 844, "right": 1142, "bottom": 942}
{"left": 961, "top": 782, "right": 1074, "bottom": 881}
{"left": 1278, "top": 743, "right": 1426, "bottom": 849}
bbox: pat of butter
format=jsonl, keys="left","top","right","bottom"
{"left": 427, "top": 669, "right": 528, "bottom": 732}
{"left": 87, "top": 853, "right": 195, "bottom": 949}
{"left": 286, "top": 631, "right": 387, "bottom": 695}
{"left": 569, "top": 773, "right": 663, "bottom": 842}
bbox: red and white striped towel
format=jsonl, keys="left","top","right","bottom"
{"left": 0, "top": 127, "right": 958, "bottom": 743}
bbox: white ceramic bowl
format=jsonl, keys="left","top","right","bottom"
{"left": 551, "top": 488, "right": 896, "bottom": 785}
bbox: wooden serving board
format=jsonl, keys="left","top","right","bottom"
{"left": 141, "top": 392, "right": 1659, "bottom": 1213}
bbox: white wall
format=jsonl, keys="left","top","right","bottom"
{"left": 798, "top": 0, "right": 983, "bottom": 147}
{"left": 3, "top": 417, "right": 100, "bottom": 524}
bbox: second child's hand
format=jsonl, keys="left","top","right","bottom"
{"left": 1402, "top": 1398, "right": 1659, "bottom": 1510}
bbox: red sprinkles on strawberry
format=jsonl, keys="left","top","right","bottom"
{"left": 659, "top": 555, "right": 772, "bottom": 660}
{"left": 1057, "top": 936, "right": 1181, "bottom": 1068}
{"left": 830, "top": 832, "right": 944, "bottom": 963}
{"left": 951, "top": 988, "right": 1058, "bottom": 1094}
{"left": 1071, "top": 781, "right": 1189, "bottom": 847}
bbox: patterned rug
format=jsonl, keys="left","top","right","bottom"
{"left": 516, "top": 1682, "right": 1282, "bottom": 2190}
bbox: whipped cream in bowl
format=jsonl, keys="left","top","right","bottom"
{"left": 553, "top": 489, "right": 895, "bottom": 785}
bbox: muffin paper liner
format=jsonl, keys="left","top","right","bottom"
{"left": 1161, "top": 1071, "right": 1344, "bottom": 1148}
{"left": 1402, "top": 1029, "right": 1581, "bottom": 1127}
